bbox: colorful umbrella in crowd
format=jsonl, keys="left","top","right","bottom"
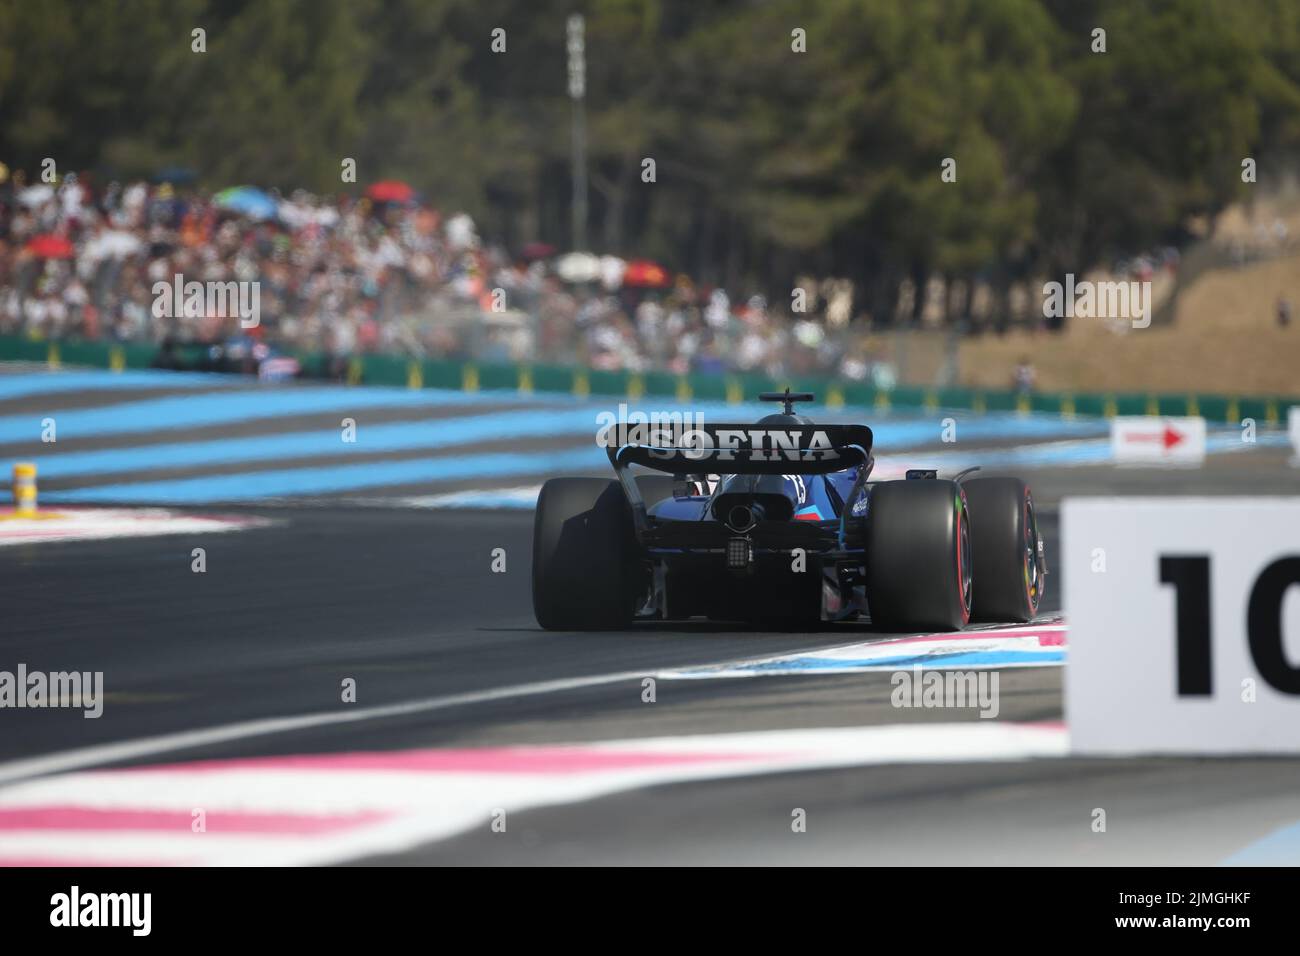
{"left": 622, "top": 259, "right": 671, "bottom": 288}
{"left": 17, "top": 184, "right": 55, "bottom": 207}
{"left": 214, "top": 186, "right": 278, "bottom": 220}
{"left": 25, "top": 234, "right": 76, "bottom": 259}
{"left": 520, "top": 241, "right": 557, "bottom": 262}
{"left": 365, "top": 180, "right": 414, "bottom": 203}
{"left": 82, "top": 229, "right": 144, "bottom": 261}
{"left": 555, "top": 251, "right": 601, "bottom": 284}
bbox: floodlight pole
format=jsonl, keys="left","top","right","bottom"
{"left": 567, "top": 14, "right": 588, "bottom": 252}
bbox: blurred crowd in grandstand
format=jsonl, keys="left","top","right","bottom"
{"left": 0, "top": 171, "right": 901, "bottom": 386}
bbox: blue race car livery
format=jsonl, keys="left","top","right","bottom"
{"left": 532, "top": 391, "right": 1045, "bottom": 631}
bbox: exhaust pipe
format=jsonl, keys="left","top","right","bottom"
{"left": 725, "top": 502, "right": 762, "bottom": 532}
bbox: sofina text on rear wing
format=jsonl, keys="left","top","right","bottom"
{"left": 604, "top": 423, "right": 874, "bottom": 476}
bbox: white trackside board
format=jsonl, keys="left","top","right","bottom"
{"left": 1064, "top": 497, "right": 1300, "bottom": 754}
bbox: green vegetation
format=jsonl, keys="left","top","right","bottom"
{"left": 2, "top": 0, "right": 1298, "bottom": 319}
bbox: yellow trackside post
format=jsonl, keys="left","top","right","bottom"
{"left": 461, "top": 364, "right": 479, "bottom": 393}
{"left": 13, "top": 462, "right": 37, "bottom": 516}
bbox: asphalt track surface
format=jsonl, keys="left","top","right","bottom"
{"left": 4, "top": 456, "right": 1300, "bottom": 865}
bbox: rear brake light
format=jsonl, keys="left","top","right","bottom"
{"left": 726, "top": 537, "right": 753, "bottom": 569}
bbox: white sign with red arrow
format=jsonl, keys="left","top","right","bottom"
{"left": 1110, "top": 415, "right": 1206, "bottom": 464}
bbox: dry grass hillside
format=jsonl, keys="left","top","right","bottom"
{"left": 953, "top": 201, "right": 1300, "bottom": 397}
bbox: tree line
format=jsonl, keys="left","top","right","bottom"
{"left": 2, "top": 0, "right": 1298, "bottom": 326}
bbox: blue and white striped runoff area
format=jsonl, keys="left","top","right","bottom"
{"left": 0, "top": 368, "right": 1280, "bottom": 508}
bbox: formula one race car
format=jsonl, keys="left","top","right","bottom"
{"left": 532, "top": 391, "right": 1046, "bottom": 631}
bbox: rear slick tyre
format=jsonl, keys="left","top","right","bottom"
{"left": 863, "top": 479, "right": 971, "bottom": 632}
{"left": 962, "top": 476, "right": 1043, "bottom": 623}
{"left": 532, "top": 478, "right": 641, "bottom": 630}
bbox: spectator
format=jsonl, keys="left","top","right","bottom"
{"left": 0, "top": 171, "right": 876, "bottom": 381}
{"left": 1013, "top": 356, "right": 1037, "bottom": 393}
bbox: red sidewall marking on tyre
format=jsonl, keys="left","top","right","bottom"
{"left": 956, "top": 490, "right": 971, "bottom": 624}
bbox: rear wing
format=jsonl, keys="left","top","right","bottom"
{"left": 604, "top": 423, "right": 873, "bottom": 475}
